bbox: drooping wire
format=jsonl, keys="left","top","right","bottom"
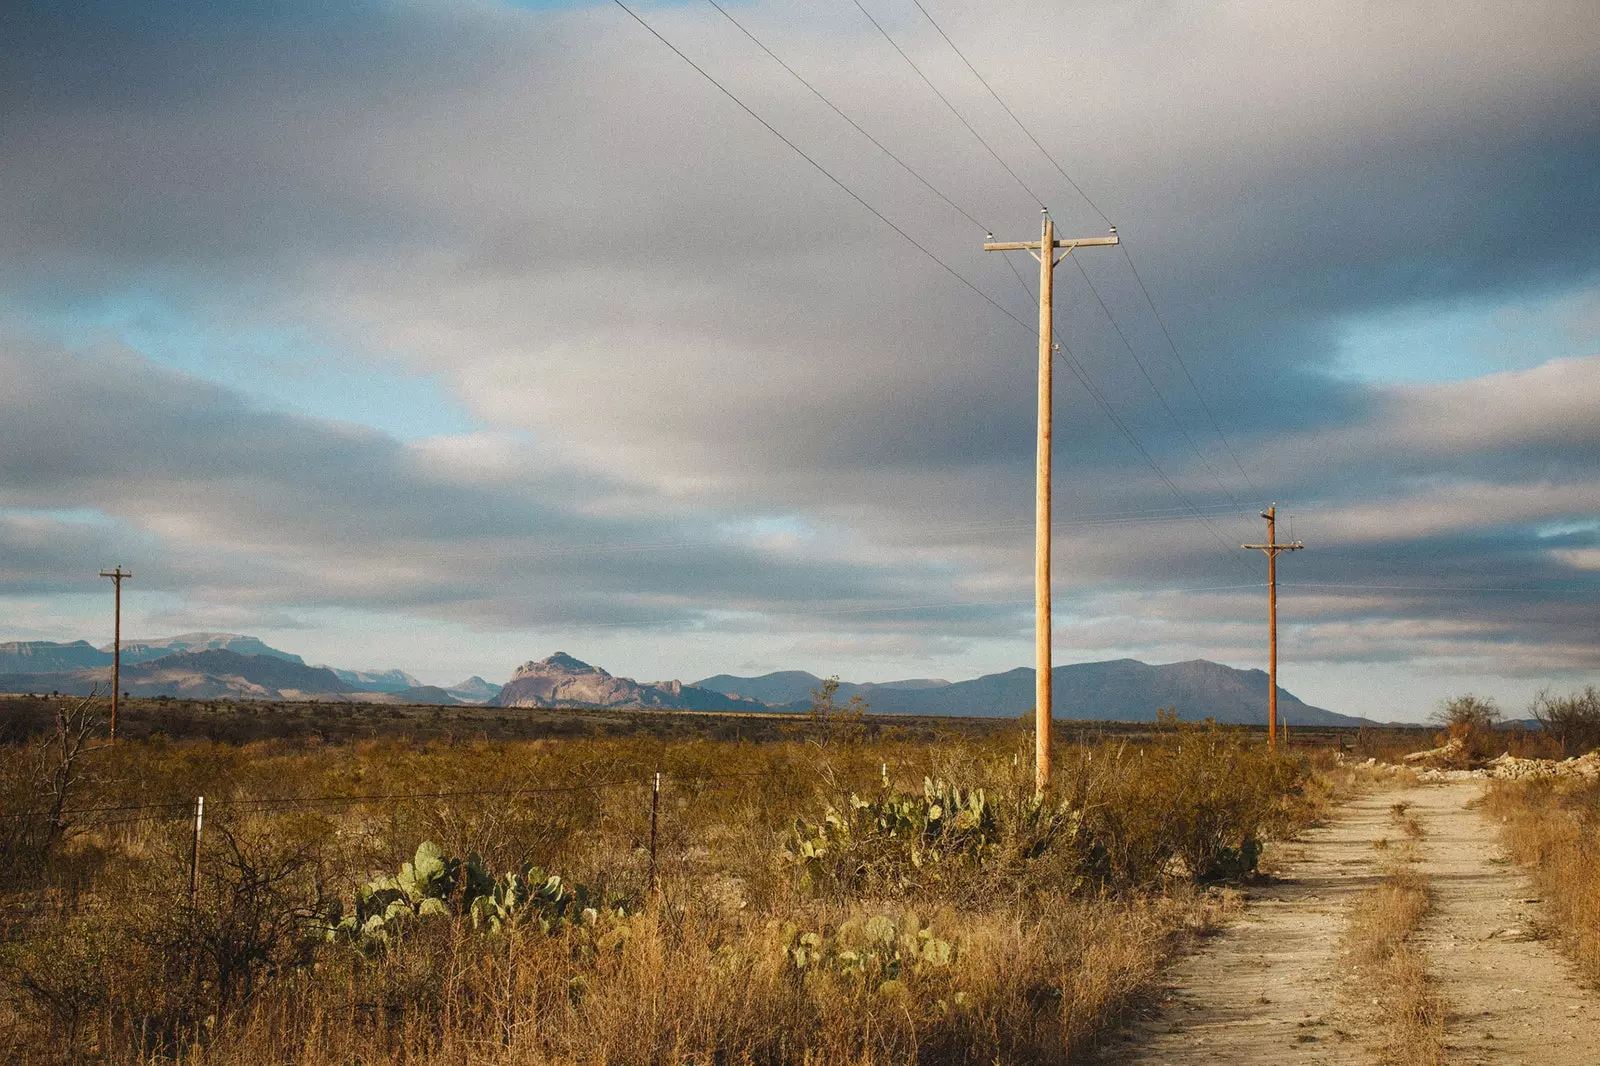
{"left": 614, "top": 0, "right": 1251, "bottom": 573}
{"left": 848, "top": 0, "right": 1045, "bottom": 211}
{"left": 998, "top": 250, "right": 1248, "bottom": 558}
{"left": 702, "top": 0, "right": 991, "bottom": 235}
{"left": 904, "top": 1, "right": 1261, "bottom": 493}
{"left": 994, "top": 250, "right": 1250, "bottom": 562}
{"left": 1068, "top": 255, "right": 1243, "bottom": 509}
{"left": 906, "top": 0, "right": 1111, "bottom": 227}
{"left": 1117, "top": 241, "right": 1260, "bottom": 490}
{"left": 610, "top": 0, "right": 1033, "bottom": 337}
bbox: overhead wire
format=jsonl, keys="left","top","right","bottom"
{"left": 701, "top": 0, "right": 991, "bottom": 235}
{"left": 1116, "top": 242, "right": 1260, "bottom": 490}
{"left": 620, "top": 0, "right": 1252, "bottom": 574}
{"left": 848, "top": 0, "right": 1045, "bottom": 211}
{"left": 1067, "top": 254, "right": 1243, "bottom": 508}
{"left": 995, "top": 247, "right": 1253, "bottom": 564}
{"left": 905, "top": 0, "right": 1261, "bottom": 492}
{"left": 614, "top": 1, "right": 1264, "bottom": 592}
{"left": 906, "top": 0, "right": 1112, "bottom": 227}
{"left": 609, "top": 0, "right": 1033, "bottom": 338}
{"left": 832, "top": 0, "right": 1251, "bottom": 554}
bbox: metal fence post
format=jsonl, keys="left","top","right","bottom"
{"left": 647, "top": 772, "right": 660, "bottom": 893}
{"left": 189, "top": 795, "right": 204, "bottom": 906}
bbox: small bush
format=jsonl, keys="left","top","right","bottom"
{"left": 1530, "top": 686, "right": 1600, "bottom": 757}
{"left": 1430, "top": 694, "right": 1503, "bottom": 762}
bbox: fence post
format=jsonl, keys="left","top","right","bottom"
{"left": 189, "top": 795, "right": 204, "bottom": 906}
{"left": 647, "top": 772, "right": 660, "bottom": 893}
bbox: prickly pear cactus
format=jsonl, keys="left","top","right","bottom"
{"left": 776, "top": 911, "right": 957, "bottom": 996}
{"left": 784, "top": 774, "right": 999, "bottom": 893}
{"left": 327, "top": 842, "right": 621, "bottom": 949}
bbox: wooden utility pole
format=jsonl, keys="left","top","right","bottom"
{"left": 985, "top": 213, "right": 1119, "bottom": 791}
{"left": 1242, "top": 506, "right": 1302, "bottom": 750}
{"left": 98, "top": 566, "right": 131, "bottom": 741}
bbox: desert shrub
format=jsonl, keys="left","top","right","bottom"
{"left": 0, "top": 695, "right": 100, "bottom": 882}
{"left": 786, "top": 725, "right": 1307, "bottom": 900}
{"left": 1485, "top": 777, "right": 1600, "bottom": 984}
{"left": 0, "top": 726, "right": 1311, "bottom": 1064}
{"left": 1429, "top": 694, "right": 1503, "bottom": 761}
{"left": 326, "top": 839, "right": 625, "bottom": 948}
{"left": 1068, "top": 724, "right": 1307, "bottom": 888}
{"left": 1530, "top": 686, "right": 1600, "bottom": 757}
{"left": 3, "top": 816, "right": 332, "bottom": 1057}
{"left": 785, "top": 774, "right": 1006, "bottom": 897}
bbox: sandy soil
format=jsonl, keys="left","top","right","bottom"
{"left": 1102, "top": 780, "right": 1599, "bottom": 1064}
{"left": 1407, "top": 782, "right": 1597, "bottom": 1064}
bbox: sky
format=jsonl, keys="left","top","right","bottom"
{"left": 2, "top": 0, "right": 1597, "bottom": 722}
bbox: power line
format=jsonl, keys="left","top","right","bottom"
{"left": 995, "top": 247, "right": 1250, "bottom": 563}
{"left": 1068, "top": 254, "right": 1243, "bottom": 508}
{"left": 906, "top": 0, "right": 1111, "bottom": 227}
{"left": 902, "top": 2, "right": 1260, "bottom": 492}
{"left": 614, "top": 1, "right": 1251, "bottom": 579}
{"left": 701, "top": 0, "right": 990, "bottom": 235}
{"left": 848, "top": 0, "right": 1045, "bottom": 211}
{"left": 610, "top": 0, "right": 1032, "bottom": 336}
{"left": 1117, "top": 241, "right": 1260, "bottom": 490}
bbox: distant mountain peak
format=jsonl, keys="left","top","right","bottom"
{"left": 109, "top": 633, "right": 305, "bottom": 666}
{"left": 495, "top": 653, "right": 748, "bottom": 711}
{"left": 512, "top": 651, "right": 602, "bottom": 679}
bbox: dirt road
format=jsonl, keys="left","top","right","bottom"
{"left": 1103, "top": 780, "right": 1599, "bottom": 1064}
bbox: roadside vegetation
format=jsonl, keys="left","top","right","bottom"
{"left": 1485, "top": 774, "right": 1600, "bottom": 986}
{"left": 0, "top": 700, "right": 1319, "bottom": 1065}
{"left": 1342, "top": 801, "right": 1445, "bottom": 1066}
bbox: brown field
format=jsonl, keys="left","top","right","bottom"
{"left": 0, "top": 698, "right": 1324, "bottom": 1064}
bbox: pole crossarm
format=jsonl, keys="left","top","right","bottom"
{"left": 982, "top": 235, "right": 1120, "bottom": 252}
{"left": 983, "top": 216, "right": 1118, "bottom": 792}
{"left": 99, "top": 567, "right": 132, "bottom": 741}
{"left": 1240, "top": 507, "right": 1303, "bottom": 751}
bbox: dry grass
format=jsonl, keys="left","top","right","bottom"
{"left": 1343, "top": 813, "right": 1446, "bottom": 1066}
{"left": 0, "top": 722, "right": 1308, "bottom": 1064}
{"left": 1484, "top": 776, "right": 1600, "bottom": 985}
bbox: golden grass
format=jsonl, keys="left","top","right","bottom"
{"left": 1343, "top": 819, "right": 1446, "bottom": 1066}
{"left": 1484, "top": 776, "right": 1600, "bottom": 985}
{"left": 0, "top": 725, "right": 1303, "bottom": 1064}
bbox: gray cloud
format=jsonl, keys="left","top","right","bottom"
{"left": 1, "top": 0, "right": 1597, "bottom": 694}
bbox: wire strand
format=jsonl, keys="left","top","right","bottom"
{"left": 1068, "top": 255, "right": 1243, "bottom": 509}
{"left": 702, "top": 0, "right": 990, "bottom": 234}
{"left": 906, "top": 0, "right": 1111, "bottom": 226}
{"left": 610, "top": 0, "right": 1032, "bottom": 336}
{"left": 848, "top": 0, "right": 1045, "bottom": 210}
{"left": 1118, "top": 242, "right": 1260, "bottom": 490}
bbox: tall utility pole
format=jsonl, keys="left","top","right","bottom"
{"left": 985, "top": 212, "right": 1119, "bottom": 791}
{"left": 98, "top": 566, "right": 132, "bottom": 740}
{"left": 1242, "top": 506, "right": 1302, "bottom": 750}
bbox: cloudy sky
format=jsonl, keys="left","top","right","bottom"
{"left": 3, "top": 0, "right": 1597, "bottom": 720}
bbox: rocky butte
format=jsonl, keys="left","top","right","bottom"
{"left": 491, "top": 652, "right": 748, "bottom": 711}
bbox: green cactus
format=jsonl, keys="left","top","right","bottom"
{"left": 784, "top": 776, "right": 1000, "bottom": 893}
{"left": 777, "top": 911, "right": 956, "bottom": 995}
{"left": 327, "top": 842, "right": 624, "bottom": 949}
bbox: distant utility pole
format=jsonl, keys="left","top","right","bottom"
{"left": 1241, "top": 506, "right": 1302, "bottom": 750}
{"left": 98, "top": 566, "right": 132, "bottom": 740}
{"left": 985, "top": 212, "right": 1119, "bottom": 792}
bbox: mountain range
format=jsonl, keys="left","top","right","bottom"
{"left": 697, "top": 660, "right": 1361, "bottom": 726}
{"left": 0, "top": 633, "right": 1364, "bottom": 725}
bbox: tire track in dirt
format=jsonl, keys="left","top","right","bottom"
{"left": 1105, "top": 781, "right": 1600, "bottom": 1064}
{"left": 1103, "top": 791, "right": 1394, "bottom": 1063}
{"left": 1407, "top": 781, "right": 1598, "bottom": 1064}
